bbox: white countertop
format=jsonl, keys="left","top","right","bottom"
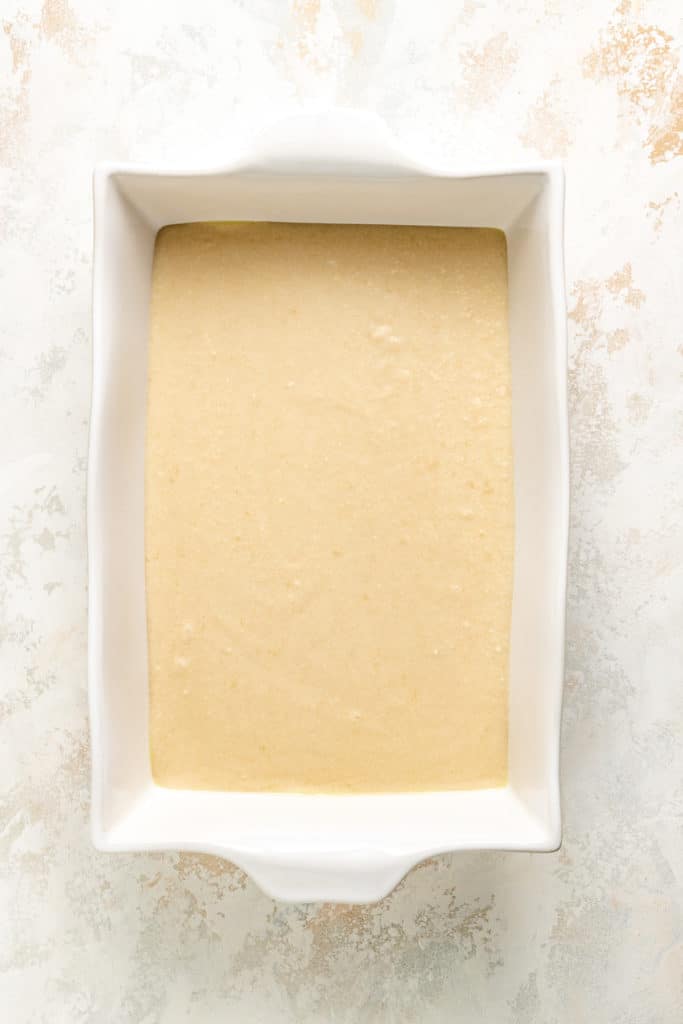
{"left": 1, "top": 1, "right": 681, "bottom": 1021}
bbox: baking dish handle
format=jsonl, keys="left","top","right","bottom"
{"left": 235, "top": 849, "right": 417, "bottom": 904}
{"left": 245, "top": 108, "right": 417, "bottom": 175}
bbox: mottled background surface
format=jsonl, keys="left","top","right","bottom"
{"left": 1, "top": 1, "right": 682, "bottom": 1021}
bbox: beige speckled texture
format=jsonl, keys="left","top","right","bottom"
{"left": 1, "top": 1, "right": 681, "bottom": 1020}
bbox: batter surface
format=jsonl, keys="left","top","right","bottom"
{"left": 146, "top": 222, "right": 513, "bottom": 792}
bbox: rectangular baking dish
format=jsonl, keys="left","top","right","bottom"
{"left": 89, "top": 109, "right": 568, "bottom": 903}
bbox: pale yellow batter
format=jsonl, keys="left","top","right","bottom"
{"left": 146, "top": 222, "right": 513, "bottom": 792}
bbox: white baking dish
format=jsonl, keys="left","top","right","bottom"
{"left": 89, "top": 109, "right": 567, "bottom": 903}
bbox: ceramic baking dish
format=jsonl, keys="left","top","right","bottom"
{"left": 89, "top": 109, "right": 567, "bottom": 903}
